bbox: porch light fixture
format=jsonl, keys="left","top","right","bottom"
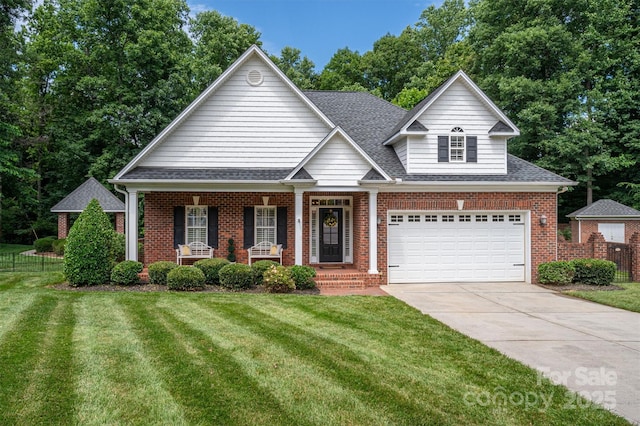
{"left": 377, "top": 216, "right": 383, "bottom": 225}
{"left": 540, "top": 215, "right": 547, "bottom": 226}
{"left": 192, "top": 196, "right": 200, "bottom": 206}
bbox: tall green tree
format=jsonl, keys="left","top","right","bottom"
{"left": 469, "top": 0, "right": 638, "bottom": 212}
{"left": 317, "top": 47, "right": 367, "bottom": 91}
{"left": 271, "top": 47, "right": 317, "bottom": 90}
{"left": 190, "top": 10, "right": 261, "bottom": 92}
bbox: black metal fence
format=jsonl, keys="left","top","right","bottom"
{"left": 0, "top": 252, "right": 64, "bottom": 273}
{"left": 606, "top": 243, "right": 632, "bottom": 283}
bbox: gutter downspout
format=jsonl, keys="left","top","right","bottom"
{"left": 556, "top": 186, "right": 569, "bottom": 259}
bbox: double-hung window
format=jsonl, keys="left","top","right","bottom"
{"left": 255, "top": 206, "right": 276, "bottom": 244}
{"left": 450, "top": 127, "right": 465, "bottom": 162}
{"left": 186, "top": 206, "right": 207, "bottom": 244}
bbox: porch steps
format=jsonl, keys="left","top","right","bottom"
{"left": 313, "top": 268, "right": 368, "bottom": 289}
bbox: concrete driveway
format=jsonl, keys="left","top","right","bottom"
{"left": 381, "top": 282, "right": 640, "bottom": 424}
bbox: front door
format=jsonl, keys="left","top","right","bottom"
{"left": 319, "top": 208, "right": 343, "bottom": 262}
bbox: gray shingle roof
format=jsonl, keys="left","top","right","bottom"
{"left": 51, "top": 177, "right": 125, "bottom": 213}
{"left": 116, "top": 88, "right": 572, "bottom": 186}
{"left": 567, "top": 199, "right": 640, "bottom": 218}
{"left": 121, "top": 167, "right": 292, "bottom": 181}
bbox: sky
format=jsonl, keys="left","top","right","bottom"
{"left": 188, "top": 0, "right": 442, "bottom": 70}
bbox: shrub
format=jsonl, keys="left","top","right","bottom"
{"left": 167, "top": 266, "right": 205, "bottom": 291}
{"left": 63, "top": 199, "right": 114, "bottom": 286}
{"left": 34, "top": 236, "right": 56, "bottom": 253}
{"left": 571, "top": 258, "right": 617, "bottom": 286}
{"left": 194, "top": 257, "right": 229, "bottom": 285}
{"left": 251, "top": 260, "right": 279, "bottom": 285}
{"left": 538, "top": 261, "right": 575, "bottom": 285}
{"left": 111, "top": 232, "right": 126, "bottom": 263}
{"left": 111, "top": 260, "right": 143, "bottom": 286}
{"left": 289, "top": 265, "right": 316, "bottom": 290}
{"left": 52, "top": 238, "right": 66, "bottom": 256}
{"left": 219, "top": 263, "right": 253, "bottom": 290}
{"left": 148, "top": 261, "right": 178, "bottom": 285}
{"left": 263, "top": 265, "right": 295, "bottom": 293}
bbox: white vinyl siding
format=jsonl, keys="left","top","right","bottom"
{"left": 304, "top": 134, "right": 372, "bottom": 186}
{"left": 406, "top": 80, "right": 507, "bottom": 174}
{"left": 141, "top": 57, "right": 330, "bottom": 169}
{"left": 186, "top": 206, "right": 207, "bottom": 244}
{"left": 394, "top": 138, "right": 408, "bottom": 169}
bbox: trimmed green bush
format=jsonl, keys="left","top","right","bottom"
{"left": 167, "top": 266, "right": 205, "bottom": 291}
{"left": 111, "top": 260, "right": 143, "bottom": 286}
{"left": 63, "top": 199, "right": 114, "bottom": 286}
{"left": 251, "top": 260, "right": 279, "bottom": 285}
{"left": 571, "top": 258, "right": 617, "bottom": 286}
{"left": 34, "top": 236, "right": 56, "bottom": 253}
{"left": 219, "top": 263, "right": 253, "bottom": 290}
{"left": 538, "top": 261, "right": 575, "bottom": 285}
{"left": 289, "top": 265, "right": 316, "bottom": 290}
{"left": 52, "top": 238, "right": 66, "bottom": 256}
{"left": 194, "top": 257, "right": 229, "bottom": 285}
{"left": 111, "top": 232, "right": 126, "bottom": 263}
{"left": 148, "top": 261, "right": 178, "bottom": 285}
{"left": 263, "top": 265, "right": 295, "bottom": 293}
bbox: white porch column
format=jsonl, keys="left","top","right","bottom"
{"left": 368, "top": 189, "right": 379, "bottom": 274}
{"left": 294, "top": 188, "right": 304, "bottom": 265}
{"left": 126, "top": 189, "right": 138, "bottom": 261}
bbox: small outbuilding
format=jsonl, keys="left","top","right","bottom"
{"left": 50, "top": 177, "right": 125, "bottom": 239}
{"left": 567, "top": 199, "right": 640, "bottom": 243}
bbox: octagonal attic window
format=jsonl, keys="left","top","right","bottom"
{"left": 247, "top": 69, "right": 263, "bottom": 86}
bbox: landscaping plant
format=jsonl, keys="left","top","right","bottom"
{"left": 288, "top": 265, "right": 316, "bottom": 290}
{"left": 251, "top": 260, "right": 279, "bottom": 285}
{"left": 538, "top": 261, "right": 575, "bottom": 285}
{"left": 194, "top": 258, "right": 229, "bottom": 285}
{"left": 148, "top": 261, "right": 178, "bottom": 285}
{"left": 263, "top": 265, "right": 295, "bottom": 293}
{"left": 110, "top": 260, "right": 143, "bottom": 286}
{"left": 219, "top": 263, "right": 253, "bottom": 290}
{"left": 571, "top": 258, "right": 617, "bottom": 286}
{"left": 167, "top": 265, "right": 205, "bottom": 291}
{"left": 63, "top": 199, "right": 113, "bottom": 286}
{"left": 34, "top": 236, "right": 57, "bottom": 253}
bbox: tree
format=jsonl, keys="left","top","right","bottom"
{"left": 190, "top": 10, "right": 261, "bottom": 91}
{"left": 317, "top": 47, "right": 366, "bottom": 91}
{"left": 271, "top": 47, "right": 317, "bottom": 89}
{"left": 469, "top": 0, "right": 639, "bottom": 213}
{"left": 63, "top": 199, "right": 113, "bottom": 286}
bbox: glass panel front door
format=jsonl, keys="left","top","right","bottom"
{"left": 319, "top": 208, "right": 342, "bottom": 262}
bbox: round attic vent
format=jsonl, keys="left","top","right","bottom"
{"left": 247, "top": 69, "right": 263, "bottom": 86}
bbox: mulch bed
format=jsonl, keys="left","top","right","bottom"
{"left": 52, "top": 282, "right": 321, "bottom": 295}
{"left": 535, "top": 283, "right": 624, "bottom": 292}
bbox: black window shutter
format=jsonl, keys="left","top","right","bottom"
{"left": 173, "top": 206, "right": 185, "bottom": 248}
{"left": 243, "top": 207, "right": 254, "bottom": 249}
{"left": 438, "top": 136, "right": 449, "bottom": 162}
{"left": 466, "top": 136, "right": 477, "bottom": 163}
{"left": 207, "top": 206, "right": 218, "bottom": 248}
{"left": 277, "top": 207, "right": 287, "bottom": 249}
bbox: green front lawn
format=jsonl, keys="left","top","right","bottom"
{"left": 566, "top": 282, "right": 640, "bottom": 313}
{"left": 0, "top": 273, "right": 628, "bottom": 425}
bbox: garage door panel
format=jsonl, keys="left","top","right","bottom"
{"left": 388, "top": 212, "right": 526, "bottom": 283}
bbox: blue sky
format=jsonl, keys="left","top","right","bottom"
{"left": 188, "top": 0, "right": 442, "bottom": 69}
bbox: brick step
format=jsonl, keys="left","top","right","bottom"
{"left": 315, "top": 280, "right": 367, "bottom": 289}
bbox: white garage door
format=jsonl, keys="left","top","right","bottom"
{"left": 388, "top": 212, "right": 526, "bottom": 283}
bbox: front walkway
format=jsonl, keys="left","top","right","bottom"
{"left": 381, "top": 282, "right": 640, "bottom": 424}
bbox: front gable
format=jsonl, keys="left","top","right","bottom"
{"left": 387, "top": 71, "right": 519, "bottom": 176}
{"left": 287, "top": 127, "right": 390, "bottom": 187}
{"left": 114, "top": 46, "right": 333, "bottom": 179}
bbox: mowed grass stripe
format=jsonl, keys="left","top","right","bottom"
{"left": 72, "top": 295, "right": 188, "bottom": 425}
{"left": 160, "top": 298, "right": 382, "bottom": 425}
{"left": 0, "top": 294, "right": 76, "bottom": 425}
{"left": 11, "top": 295, "right": 78, "bottom": 424}
{"left": 0, "top": 291, "right": 37, "bottom": 342}
{"left": 121, "top": 296, "right": 300, "bottom": 426}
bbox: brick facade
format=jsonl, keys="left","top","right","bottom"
{"left": 571, "top": 218, "right": 640, "bottom": 243}
{"left": 143, "top": 190, "right": 557, "bottom": 286}
{"left": 57, "top": 213, "right": 70, "bottom": 239}
{"left": 115, "top": 212, "right": 125, "bottom": 234}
